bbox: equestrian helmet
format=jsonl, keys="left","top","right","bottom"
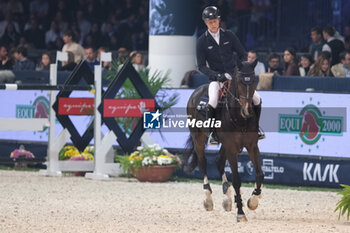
{"left": 202, "top": 6, "right": 220, "bottom": 21}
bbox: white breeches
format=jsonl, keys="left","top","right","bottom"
{"left": 208, "top": 81, "right": 261, "bottom": 109}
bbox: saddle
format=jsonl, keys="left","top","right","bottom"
{"left": 196, "top": 81, "right": 231, "bottom": 117}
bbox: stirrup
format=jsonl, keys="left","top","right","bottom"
{"left": 208, "top": 132, "right": 219, "bottom": 145}
{"left": 258, "top": 128, "right": 265, "bottom": 140}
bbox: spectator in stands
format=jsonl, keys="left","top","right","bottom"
{"left": 130, "top": 51, "right": 146, "bottom": 71}
{"left": 13, "top": 46, "right": 35, "bottom": 71}
{"left": 29, "top": 0, "right": 49, "bottom": 21}
{"left": 45, "top": 22, "right": 62, "bottom": 50}
{"left": 266, "top": 53, "right": 283, "bottom": 75}
{"left": 84, "top": 23, "right": 104, "bottom": 49}
{"left": 97, "top": 47, "right": 112, "bottom": 70}
{"left": 0, "top": 46, "right": 13, "bottom": 70}
{"left": 309, "top": 26, "right": 325, "bottom": 61}
{"left": 0, "top": 12, "right": 20, "bottom": 38}
{"left": 299, "top": 54, "right": 313, "bottom": 77}
{"left": 344, "top": 25, "right": 350, "bottom": 51}
{"left": 54, "top": 11, "right": 69, "bottom": 34}
{"left": 23, "top": 17, "right": 45, "bottom": 49}
{"left": 331, "top": 51, "right": 350, "bottom": 77}
{"left": 36, "top": 52, "right": 51, "bottom": 71}
{"left": 117, "top": 47, "right": 129, "bottom": 64}
{"left": 62, "top": 29, "right": 85, "bottom": 64}
{"left": 247, "top": 50, "right": 265, "bottom": 76}
{"left": 322, "top": 26, "right": 345, "bottom": 66}
{"left": 76, "top": 10, "right": 91, "bottom": 45}
{"left": 84, "top": 47, "right": 99, "bottom": 71}
{"left": 59, "top": 51, "right": 76, "bottom": 71}
{"left": 0, "top": 23, "right": 20, "bottom": 49}
{"left": 307, "top": 52, "right": 333, "bottom": 77}
{"left": 283, "top": 47, "right": 299, "bottom": 76}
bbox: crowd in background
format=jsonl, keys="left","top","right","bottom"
{"left": 0, "top": 0, "right": 349, "bottom": 79}
{"left": 0, "top": 0, "right": 148, "bottom": 72}
{"left": 248, "top": 25, "right": 350, "bottom": 78}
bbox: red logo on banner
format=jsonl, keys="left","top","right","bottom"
{"left": 58, "top": 98, "right": 94, "bottom": 115}
{"left": 103, "top": 99, "right": 155, "bottom": 117}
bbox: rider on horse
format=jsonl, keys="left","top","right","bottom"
{"left": 196, "top": 6, "right": 265, "bottom": 144}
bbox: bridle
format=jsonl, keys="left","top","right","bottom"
{"left": 222, "top": 71, "right": 256, "bottom": 107}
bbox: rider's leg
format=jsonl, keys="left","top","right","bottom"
{"left": 253, "top": 91, "right": 265, "bottom": 140}
{"left": 207, "top": 82, "right": 220, "bottom": 145}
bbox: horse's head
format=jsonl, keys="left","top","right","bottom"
{"left": 233, "top": 60, "right": 257, "bottom": 119}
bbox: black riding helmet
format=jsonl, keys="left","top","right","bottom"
{"left": 202, "top": 6, "right": 220, "bottom": 21}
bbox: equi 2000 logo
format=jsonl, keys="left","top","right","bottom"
{"left": 279, "top": 104, "right": 343, "bottom": 145}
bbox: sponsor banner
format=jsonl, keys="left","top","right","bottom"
{"left": 259, "top": 92, "right": 349, "bottom": 158}
{"left": 1, "top": 89, "right": 350, "bottom": 159}
{"left": 0, "top": 90, "right": 95, "bottom": 142}
{"left": 148, "top": 90, "right": 350, "bottom": 158}
{"left": 175, "top": 154, "right": 350, "bottom": 187}
{"left": 58, "top": 98, "right": 94, "bottom": 115}
{"left": 104, "top": 99, "right": 155, "bottom": 117}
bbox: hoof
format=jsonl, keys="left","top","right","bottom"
{"left": 247, "top": 195, "right": 259, "bottom": 210}
{"left": 237, "top": 214, "right": 248, "bottom": 222}
{"left": 222, "top": 197, "right": 232, "bottom": 212}
{"left": 203, "top": 198, "right": 214, "bottom": 211}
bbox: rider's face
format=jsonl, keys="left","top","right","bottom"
{"left": 205, "top": 19, "right": 220, "bottom": 33}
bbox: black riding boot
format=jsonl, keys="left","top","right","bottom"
{"left": 206, "top": 104, "right": 219, "bottom": 145}
{"left": 253, "top": 101, "right": 266, "bottom": 140}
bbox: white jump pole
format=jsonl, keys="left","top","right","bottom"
{"left": 86, "top": 52, "right": 121, "bottom": 180}
{"left": 40, "top": 52, "right": 69, "bottom": 176}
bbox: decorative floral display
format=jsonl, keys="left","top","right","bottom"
{"left": 116, "top": 144, "right": 181, "bottom": 175}
{"left": 10, "top": 149, "right": 35, "bottom": 159}
{"left": 59, "top": 146, "right": 94, "bottom": 161}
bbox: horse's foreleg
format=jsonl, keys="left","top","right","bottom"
{"left": 216, "top": 147, "right": 232, "bottom": 211}
{"left": 226, "top": 152, "right": 247, "bottom": 222}
{"left": 247, "top": 145, "right": 264, "bottom": 211}
{"left": 194, "top": 136, "right": 213, "bottom": 211}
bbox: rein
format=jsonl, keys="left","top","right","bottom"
{"left": 221, "top": 71, "right": 255, "bottom": 126}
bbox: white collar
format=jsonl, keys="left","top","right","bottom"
{"left": 208, "top": 29, "right": 220, "bottom": 38}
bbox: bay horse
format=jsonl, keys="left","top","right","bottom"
{"left": 184, "top": 60, "right": 264, "bottom": 222}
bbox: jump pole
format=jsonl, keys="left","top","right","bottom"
{"left": 86, "top": 53, "right": 121, "bottom": 180}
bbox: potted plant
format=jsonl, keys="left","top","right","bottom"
{"left": 335, "top": 184, "right": 350, "bottom": 220}
{"left": 59, "top": 145, "right": 94, "bottom": 176}
{"left": 116, "top": 144, "right": 181, "bottom": 182}
{"left": 10, "top": 146, "right": 35, "bottom": 168}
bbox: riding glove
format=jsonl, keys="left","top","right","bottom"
{"left": 215, "top": 73, "right": 227, "bottom": 82}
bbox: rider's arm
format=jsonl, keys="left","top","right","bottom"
{"left": 228, "top": 31, "right": 247, "bottom": 62}
{"left": 196, "top": 37, "right": 218, "bottom": 81}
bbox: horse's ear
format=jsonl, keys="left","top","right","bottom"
{"left": 251, "top": 59, "right": 258, "bottom": 69}
{"left": 237, "top": 60, "right": 243, "bottom": 70}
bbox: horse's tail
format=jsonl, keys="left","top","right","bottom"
{"left": 183, "top": 135, "right": 198, "bottom": 174}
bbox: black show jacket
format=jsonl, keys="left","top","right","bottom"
{"left": 196, "top": 28, "right": 247, "bottom": 81}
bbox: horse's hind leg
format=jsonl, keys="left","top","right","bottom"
{"left": 193, "top": 133, "right": 214, "bottom": 211}
{"left": 226, "top": 149, "right": 247, "bottom": 222}
{"left": 246, "top": 145, "right": 264, "bottom": 211}
{"left": 216, "top": 147, "right": 232, "bottom": 211}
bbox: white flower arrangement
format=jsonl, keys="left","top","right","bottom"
{"left": 117, "top": 144, "right": 181, "bottom": 173}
